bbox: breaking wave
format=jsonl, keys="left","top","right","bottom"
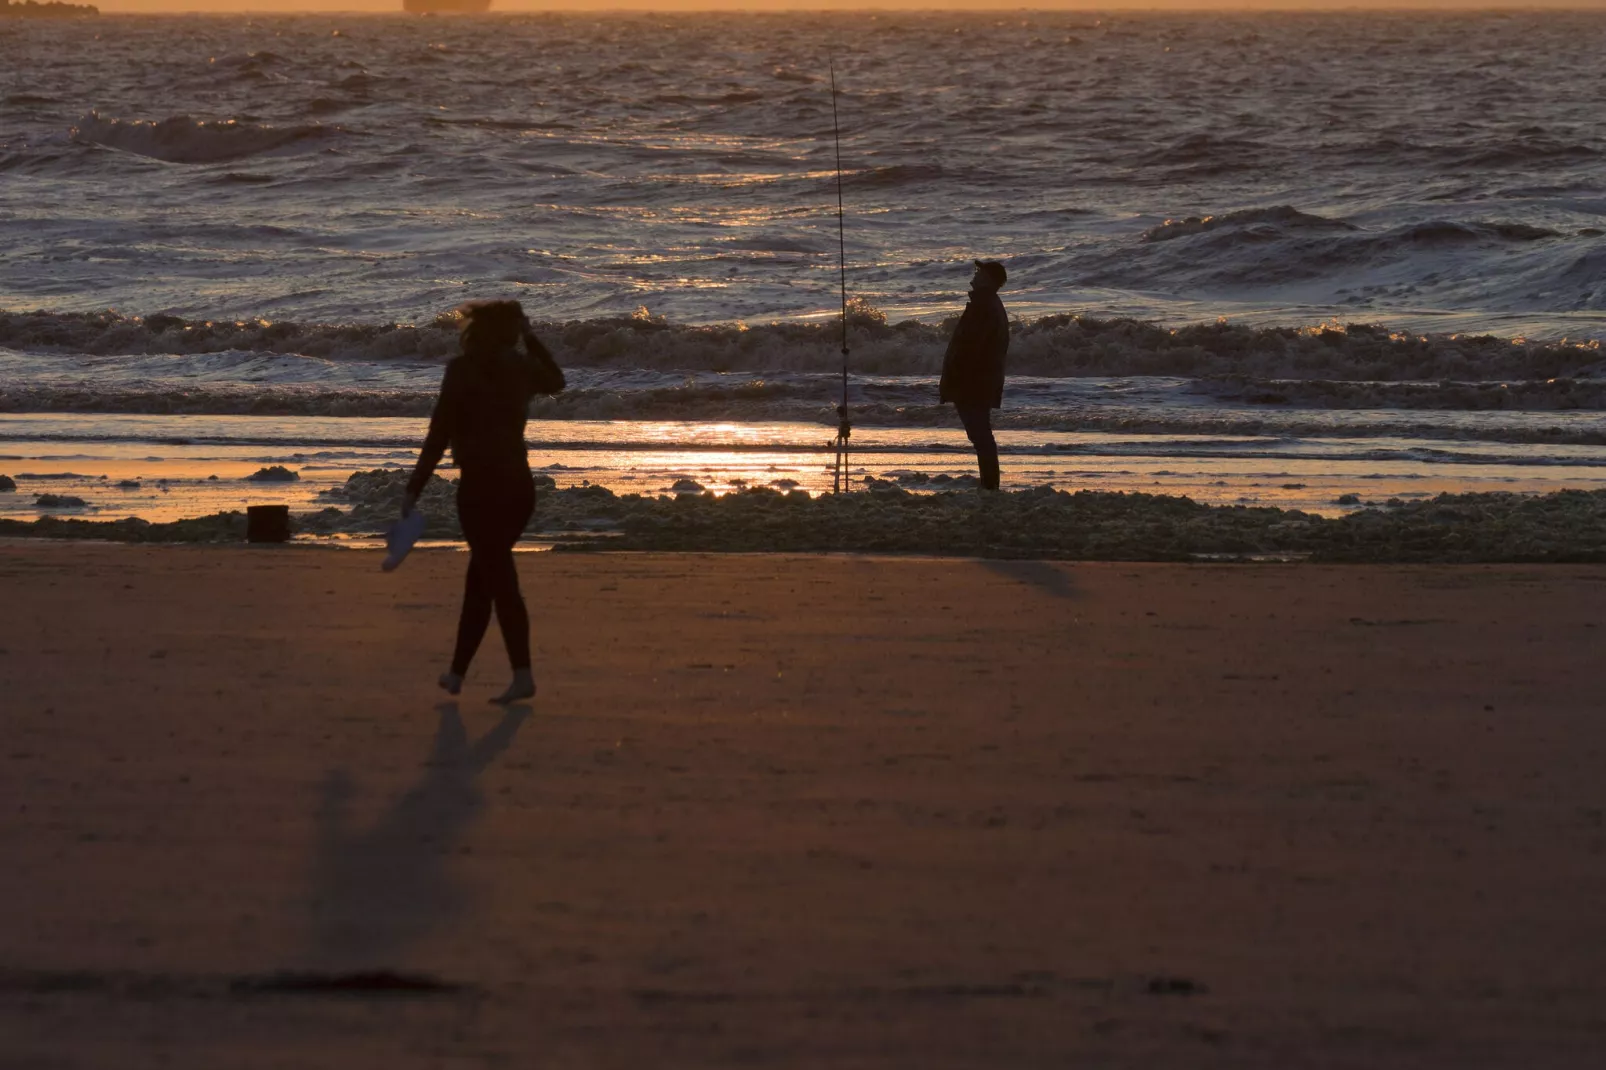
{"left": 70, "top": 112, "right": 339, "bottom": 164}
{"left": 1, "top": 309, "right": 1602, "bottom": 383}
{"left": 5, "top": 377, "right": 1606, "bottom": 446}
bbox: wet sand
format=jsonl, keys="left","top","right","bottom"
{"left": 2, "top": 544, "right": 1604, "bottom": 1068}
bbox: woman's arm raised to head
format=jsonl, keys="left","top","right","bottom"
{"left": 520, "top": 322, "right": 566, "bottom": 396}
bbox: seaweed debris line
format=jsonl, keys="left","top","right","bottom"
{"left": 7, "top": 469, "right": 1606, "bottom": 564}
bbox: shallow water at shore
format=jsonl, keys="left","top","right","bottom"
{"left": 6, "top": 413, "right": 1606, "bottom": 525}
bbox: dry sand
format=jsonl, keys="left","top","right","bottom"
{"left": 2, "top": 543, "right": 1604, "bottom": 1068}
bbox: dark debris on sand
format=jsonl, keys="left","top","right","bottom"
{"left": 244, "top": 465, "right": 300, "bottom": 482}
{"left": 7, "top": 469, "right": 1606, "bottom": 563}
{"left": 0, "top": 513, "right": 247, "bottom": 543}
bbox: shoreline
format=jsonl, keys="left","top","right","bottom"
{"left": 11, "top": 414, "right": 1606, "bottom": 529}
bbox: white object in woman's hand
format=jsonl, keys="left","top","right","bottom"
{"left": 382, "top": 508, "right": 426, "bottom": 573}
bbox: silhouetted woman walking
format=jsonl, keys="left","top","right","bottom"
{"left": 403, "top": 300, "right": 565, "bottom": 703}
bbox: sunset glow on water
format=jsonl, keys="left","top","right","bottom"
{"left": 2, "top": 11, "right": 1604, "bottom": 533}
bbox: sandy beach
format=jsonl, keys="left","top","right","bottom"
{"left": 3, "top": 544, "right": 1605, "bottom": 1067}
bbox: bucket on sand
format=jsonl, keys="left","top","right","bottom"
{"left": 247, "top": 504, "right": 291, "bottom": 543}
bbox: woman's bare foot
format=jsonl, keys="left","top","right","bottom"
{"left": 490, "top": 668, "right": 535, "bottom": 704}
{"left": 438, "top": 671, "right": 463, "bottom": 696}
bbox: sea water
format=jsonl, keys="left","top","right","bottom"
{"left": 2, "top": 12, "right": 1604, "bottom": 526}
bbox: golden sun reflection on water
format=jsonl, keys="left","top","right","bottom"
{"left": 7, "top": 415, "right": 1606, "bottom": 529}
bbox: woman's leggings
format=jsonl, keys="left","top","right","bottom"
{"left": 451, "top": 472, "right": 536, "bottom": 677}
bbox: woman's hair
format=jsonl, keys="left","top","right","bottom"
{"left": 457, "top": 299, "right": 525, "bottom": 357}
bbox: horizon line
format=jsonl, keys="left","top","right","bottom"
{"left": 83, "top": 2, "right": 1606, "bottom": 12}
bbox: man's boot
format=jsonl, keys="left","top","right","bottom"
{"left": 980, "top": 453, "right": 1001, "bottom": 492}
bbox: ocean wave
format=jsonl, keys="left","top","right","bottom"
{"left": 1199, "top": 375, "right": 1606, "bottom": 411}
{"left": 6, "top": 381, "right": 1606, "bottom": 446}
{"left": 1396, "top": 220, "right": 1561, "bottom": 245}
{"left": 1139, "top": 133, "right": 1271, "bottom": 167}
{"left": 2, "top": 309, "right": 1604, "bottom": 386}
{"left": 1452, "top": 138, "right": 1600, "bottom": 169}
{"left": 652, "top": 89, "right": 770, "bottom": 106}
{"left": 0, "top": 310, "right": 456, "bottom": 361}
{"left": 850, "top": 163, "right": 946, "bottom": 188}
{"left": 333, "top": 73, "right": 379, "bottom": 91}
{"left": 208, "top": 50, "right": 285, "bottom": 69}
{"left": 1104, "top": 207, "right": 1584, "bottom": 297}
{"left": 69, "top": 112, "right": 339, "bottom": 165}
{"left": 1141, "top": 208, "right": 1556, "bottom": 250}
{"left": 1142, "top": 206, "right": 1359, "bottom": 243}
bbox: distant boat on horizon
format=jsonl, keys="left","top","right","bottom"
{"left": 402, "top": 0, "right": 491, "bottom": 13}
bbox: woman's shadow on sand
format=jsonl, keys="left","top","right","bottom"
{"left": 307, "top": 701, "right": 528, "bottom": 968}
{"left": 981, "top": 559, "right": 1078, "bottom": 600}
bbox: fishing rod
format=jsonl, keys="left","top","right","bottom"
{"left": 829, "top": 57, "right": 851, "bottom": 494}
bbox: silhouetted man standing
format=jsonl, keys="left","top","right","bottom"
{"left": 939, "top": 259, "right": 1009, "bottom": 490}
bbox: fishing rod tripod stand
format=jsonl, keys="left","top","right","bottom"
{"left": 832, "top": 388, "right": 851, "bottom": 493}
